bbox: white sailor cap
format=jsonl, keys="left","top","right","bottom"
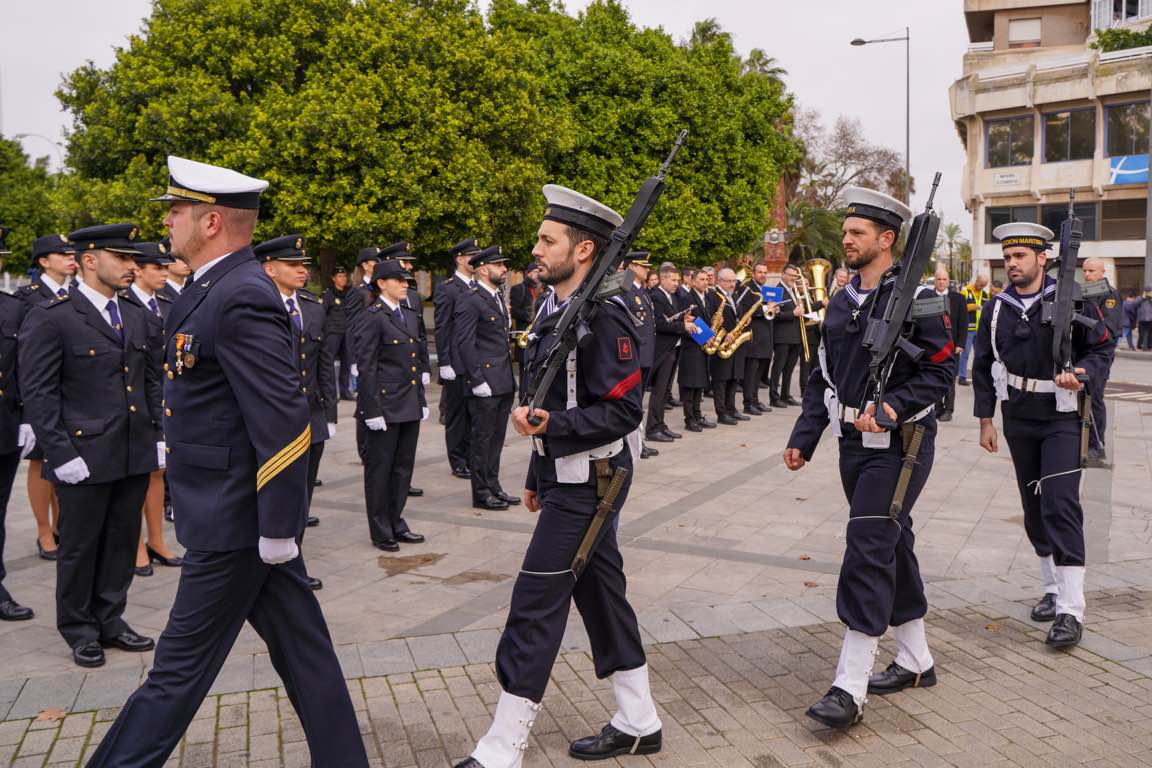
{"left": 992, "top": 222, "right": 1054, "bottom": 250}
{"left": 151, "top": 156, "right": 269, "bottom": 209}
{"left": 843, "top": 186, "right": 913, "bottom": 232}
{"left": 542, "top": 184, "right": 623, "bottom": 240}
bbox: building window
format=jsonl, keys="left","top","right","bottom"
{"left": 1040, "top": 202, "right": 1098, "bottom": 241}
{"left": 1105, "top": 102, "right": 1149, "bottom": 156}
{"left": 1044, "top": 110, "right": 1095, "bottom": 162}
{"left": 1008, "top": 17, "right": 1042, "bottom": 48}
{"left": 1093, "top": 0, "right": 1149, "bottom": 30}
{"left": 986, "top": 116, "right": 1034, "bottom": 167}
{"left": 985, "top": 205, "right": 1039, "bottom": 242}
{"left": 1101, "top": 199, "right": 1146, "bottom": 240}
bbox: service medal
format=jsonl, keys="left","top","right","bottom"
{"left": 174, "top": 333, "right": 185, "bottom": 374}
{"left": 182, "top": 334, "right": 197, "bottom": 369}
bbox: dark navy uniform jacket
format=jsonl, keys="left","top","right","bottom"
{"left": 161, "top": 248, "right": 312, "bottom": 550}
{"left": 705, "top": 288, "right": 744, "bottom": 377}
{"left": 455, "top": 285, "right": 516, "bottom": 397}
{"left": 736, "top": 281, "right": 774, "bottom": 358}
{"left": 19, "top": 288, "right": 163, "bottom": 483}
{"left": 404, "top": 286, "right": 431, "bottom": 376}
{"left": 119, "top": 288, "right": 173, "bottom": 375}
{"left": 343, "top": 280, "right": 375, "bottom": 360}
{"left": 522, "top": 298, "right": 644, "bottom": 489}
{"left": 0, "top": 293, "right": 31, "bottom": 454}
{"left": 972, "top": 276, "right": 1111, "bottom": 422}
{"left": 431, "top": 274, "right": 473, "bottom": 372}
{"left": 625, "top": 284, "right": 654, "bottom": 370}
{"left": 677, "top": 289, "right": 711, "bottom": 389}
{"left": 322, "top": 286, "right": 348, "bottom": 336}
{"left": 295, "top": 291, "right": 338, "bottom": 440}
{"left": 355, "top": 299, "right": 426, "bottom": 424}
{"left": 787, "top": 268, "right": 956, "bottom": 461}
{"left": 1085, "top": 280, "right": 1123, "bottom": 341}
{"left": 15, "top": 281, "right": 67, "bottom": 307}
{"left": 649, "top": 286, "right": 682, "bottom": 369}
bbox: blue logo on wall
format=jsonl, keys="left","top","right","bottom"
{"left": 1109, "top": 155, "right": 1149, "bottom": 185}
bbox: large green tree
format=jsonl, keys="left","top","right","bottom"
{"left": 0, "top": 139, "right": 60, "bottom": 272}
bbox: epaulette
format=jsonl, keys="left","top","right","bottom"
{"left": 401, "top": 303, "right": 419, "bottom": 314}
{"left": 157, "top": 292, "right": 173, "bottom": 303}
{"left": 298, "top": 290, "right": 320, "bottom": 304}
{"left": 367, "top": 301, "right": 383, "bottom": 313}
{"left": 45, "top": 295, "right": 70, "bottom": 307}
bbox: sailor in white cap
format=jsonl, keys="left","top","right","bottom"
{"left": 971, "top": 221, "right": 1112, "bottom": 649}
{"left": 784, "top": 186, "right": 956, "bottom": 728}
{"left": 88, "top": 157, "right": 369, "bottom": 767}
{"left": 455, "top": 185, "right": 661, "bottom": 768}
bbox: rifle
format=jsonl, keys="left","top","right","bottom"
{"left": 861, "top": 172, "right": 943, "bottom": 431}
{"left": 520, "top": 129, "right": 688, "bottom": 425}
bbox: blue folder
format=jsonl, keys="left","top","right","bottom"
{"left": 689, "top": 318, "right": 715, "bottom": 346}
{"left": 760, "top": 285, "right": 785, "bottom": 303}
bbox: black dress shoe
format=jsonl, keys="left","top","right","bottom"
{"left": 312, "top": 478, "right": 323, "bottom": 487}
{"left": 806, "top": 687, "right": 861, "bottom": 728}
{"left": 640, "top": 446, "right": 659, "bottom": 459}
{"left": 36, "top": 540, "right": 57, "bottom": 561}
{"left": 717, "top": 414, "right": 739, "bottom": 425}
{"left": 134, "top": 564, "right": 154, "bottom": 577}
{"left": 937, "top": 412, "right": 952, "bottom": 422}
{"left": 753, "top": 402, "right": 772, "bottom": 413}
{"left": 731, "top": 411, "right": 750, "bottom": 421}
{"left": 73, "top": 641, "right": 105, "bottom": 668}
{"left": 164, "top": 505, "right": 175, "bottom": 522}
{"left": 684, "top": 420, "right": 703, "bottom": 433}
{"left": 305, "top": 515, "right": 320, "bottom": 528}
{"left": 473, "top": 496, "right": 509, "bottom": 511}
{"left": 305, "top": 576, "right": 323, "bottom": 591}
{"left": 868, "top": 662, "right": 936, "bottom": 694}
{"left": 1046, "top": 613, "right": 1082, "bottom": 648}
{"left": 375, "top": 539, "right": 400, "bottom": 552}
{"left": 495, "top": 491, "right": 522, "bottom": 506}
{"left": 396, "top": 531, "right": 426, "bottom": 544}
{"left": 662, "top": 402, "right": 673, "bottom": 411}
{"left": 698, "top": 417, "right": 717, "bottom": 428}
{"left": 407, "top": 487, "right": 425, "bottom": 497}
{"left": 101, "top": 630, "right": 155, "bottom": 653}
{"left": 957, "top": 378, "right": 969, "bottom": 386}
{"left": 452, "top": 759, "right": 483, "bottom": 768}
{"left": 569, "top": 723, "right": 661, "bottom": 760}
{"left": 1031, "top": 592, "right": 1057, "bottom": 622}
{"left": 783, "top": 396, "right": 800, "bottom": 406}
{"left": 661, "top": 426, "right": 682, "bottom": 439}
{"left": 742, "top": 406, "right": 763, "bottom": 416}
{"left": 452, "top": 467, "right": 472, "bottom": 479}
{"left": 0, "top": 600, "right": 33, "bottom": 621}
{"left": 146, "top": 544, "right": 183, "bottom": 567}
{"left": 645, "top": 431, "right": 673, "bottom": 443}
{"left": 769, "top": 398, "right": 787, "bottom": 408}
{"left": 668, "top": 398, "right": 682, "bottom": 407}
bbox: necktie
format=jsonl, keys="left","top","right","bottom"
{"left": 105, "top": 300, "right": 123, "bottom": 342}
{"left": 469, "top": 279, "right": 477, "bottom": 289}
{"left": 56, "top": 287, "right": 67, "bottom": 298}
{"left": 148, "top": 297, "right": 160, "bottom": 317}
{"left": 394, "top": 306, "right": 404, "bottom": 322}
{"left": 286, "top": 298, "right": 303, "bottom": 334}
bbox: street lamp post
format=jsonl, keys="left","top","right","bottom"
{"left": 851, "top": 28, "right": 911, "bottom": 205}
{"left": 13, "top": 133, "right": 64, "bottom": 171}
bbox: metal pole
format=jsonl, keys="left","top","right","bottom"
{"left": 905, "top": 27, "right": 911, "bottom": 205}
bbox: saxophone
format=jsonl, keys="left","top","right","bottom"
{"left": 700, "top": 300, "right": 727, "bottom": 355}
{"left": 718, "top": 294, "right": 763, "bottom": 359}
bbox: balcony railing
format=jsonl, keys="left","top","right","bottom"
{"left": 1093, "top": 0, "right": 1152, "bottom": 31}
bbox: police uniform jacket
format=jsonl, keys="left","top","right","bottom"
{"left": 736, "top": 281, "right": 774, "bottom": 358}
{"left": 649, "top": 286, "right": 684, "bottom": 369}
{"left": 404, "top": 286, "right": 431, "bottom": 376}
{"left": 705, "top": 288, "right": 743, "bottom": 379}
{"left": 322, "top": 286, "right": 348, "bottom": 336}
{"left": 156, "top": 282, "right": 181, "bottom": 304}
{"left": 0, "top": 293, "right": 31, "bottom": 454}
{"left": 355, "top": 299, "right": 426, "bottom": 424}
{"left": 627, "top": 283, "right": 655, "bottom": 370}
{"left": 522, "top": 298, "right": 643, "bottom": 489}
{"left": 119, "top": 288, "right": 172, "bottom": 382}
{"left": 15, "top": 281, "right": 66, "bottom": 307}
{"left": 454, "top": 285, "right": 516, "bottom": 397}
{"left": 431, "top": 273, "right": 473, "bottom": 372}
{"left": 19, "top": 288, "right": 163, "bottom": 483}
{"left": 787, "top": 268, "right": 956, "bottom": 460}
{"left": 343, "top": 280, "right": 375, "bottom": 357}
{"left": 295, "top": 290, "right": 338, "bottom": 440}
{"left": 160, "top": 248, "right": 313, "bottom": 550}
{"left": 972, "top": 277, "right": 1111, "bottom": 422}
{"left": 677, "top": 289, "right": 711, "bottom": 389}
{"left": 1086, "top": 280, "right": 1123, "bottom": 341}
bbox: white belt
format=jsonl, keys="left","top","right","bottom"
{"left": 1005, "top": 372, "right": 1056, "bottom": 394}
{"left": 835, "top": 403, "right": 933, "bottom": 425}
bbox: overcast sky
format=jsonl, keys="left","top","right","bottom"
{"left": 0, "top": 0, "right": 971, "bottom": 230}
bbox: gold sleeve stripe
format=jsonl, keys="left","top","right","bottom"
{"left": 256, "top": 425, "right": 311, "bottom": 492}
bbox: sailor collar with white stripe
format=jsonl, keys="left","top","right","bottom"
{"left": 995, "top": 276, "right": 1057, "bottom": 315}
{"left": 843, "top": 271, "right": 898, "bottom": 309}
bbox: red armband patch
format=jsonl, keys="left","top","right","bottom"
{"left": 604, "top": 369, "right": 641, "bottom": 400}
{"left": 617, "top": 337, "right": 633, "bottom": 361}
{"left": 929, "top": 340, "right": 956, "bottom": 363}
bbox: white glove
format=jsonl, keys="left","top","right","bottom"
{"left": 156, "top": 441, "right": 166, "bottom": 469}
{"left": 17, "top": 424, "right": 35, "bottom": 459}
{"left": 327, "top": 423, "right": 337, "bottom": 439}
{"left": 349, "top": 363, "right": 359, "bottom": 378}
{"left": 365, "top": 416, "right": 387, "bottom": 431}
{"left": 421, "top": 407, "right": 429, "bottom": 422}
{"left": 258, "top": 536, "right": 299, "bottom": 565}
{"left": 472, "top": 382, "right": 493, "bottom": 398}
{"left": 439, "top": 365, "right": 456, "bottom": 381}
{"left": 421, "top": 372, "right": 430, "bottom": 386}
{"left": 55, "top": 456, "right": 91, "bottom": 485}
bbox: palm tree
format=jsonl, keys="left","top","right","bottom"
{"left": 744, "top": 49, "right": 787, "bottom": 82}
{"left": 786, "top": 199, "right": 844, "bottom": 265}
{"left": 689, "top": 18, "right": 729, "bottom": 49}
{"left": 936, "top": 221, "right": 965, "bottom": 276}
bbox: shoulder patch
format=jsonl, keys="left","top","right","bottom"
{"left": 617, "top": 336, "right": 634, "bottom": 361}
{"left": 367, "top": 302, "right": 383, "bottom": 313}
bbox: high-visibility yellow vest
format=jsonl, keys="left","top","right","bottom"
{"left": 961, "top": 285, "right": 989, "bottom": 332}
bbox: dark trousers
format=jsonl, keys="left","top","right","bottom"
{"left": 468, "top": 393, "right": 512, "bottom": 500}
{"left": 1089, "top": 354, "right": 1114, "bottom": 450}
{"left": 937, "top": 373, "right": 957, "bottom": 415}
{"left": 712, "top": 379, "right": 738, "bottom": 417}
{"left": 0, "top": 450, "right": 21, "bottom": 603}
{"left": 496, "top": 472, "right": 645, "bottom": 702}
{"left": 1140, "top": 320, "right": 1152, "bottom": 350}
{"left": 1004, "top": 415, "right": 1085, "bottom": 567}
{"left": 54, "top": 475, "right": 150, "bottom": 647}
{"left": 357, "top": 419, "right": 419, "bottom": 543}
{"left": 837, "top": 425, "right": 934, "bottom": 637}
{"left": 324, "top": 333, "right": 353, "bottom": 397}
{"left": 442, "top": 378, "right": 471, "bottom": 471}
{"left": 770, "top": 342, "right": 801, "bottom": 400}
{"left": 86, "top": 549, "right": 369, "bottom": 768}
{"left": 306, "top": 440, "right": 325, "bottom": 507}
{"left": 645, "top": 352, "right": 676, "bottom": 434}
{"left": 742, "top": 356, "right": 771, "bottom": 408}
{"left": 681, "top": 387, "right": 704, "bottom": 424}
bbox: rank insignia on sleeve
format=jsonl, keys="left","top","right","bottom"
{"left": 617, "top": 337, "right": 633, "bottom": 361}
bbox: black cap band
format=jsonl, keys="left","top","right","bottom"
{"left": 543, "top": 205, "right": 617, "bottom": 240}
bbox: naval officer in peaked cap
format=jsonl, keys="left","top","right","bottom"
{"left": 88, "top": 156, "right": 369, "bottom": 767}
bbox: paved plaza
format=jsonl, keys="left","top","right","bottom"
{"left": 1, "top": 356, "right": 1151, "bottom": 766}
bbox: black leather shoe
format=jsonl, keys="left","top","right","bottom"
{"left": 305, "top": 516, "right": 320, "bottom": 528}
{"left": 407, "top": 487, "right": 425, "bottom": 497}
{"left": 783, "top": 396, "right": 800, "bottom": 406}
{"left": 375, "top": 539, "right": 400, "bottom": 552}
{"left": 731, "top": 411, "right": 750, "bottom": 421}
{"left": 754, "top": 402, "right": 772, "bottom": 413}
{"left": 717, "top": 415, "right": 739, "bottom": 425}
{"left": 742, "top": 406, "right": 763, "bottom": 416}
{"left": 698, "top": 417, "right": 717, "bottom": 429}
{"left": 452, "top": 759, "right": 484, "bottom": 768}
{"left": 569, "top": 723, "right": 661, "bottom": 760}
{"left": 645, "top": 431, "right": 673, "bottom": 443}
{"left": 640, "top": 446, "right": 659, "bottom": 459}
{"left": 685, "top": 420, "right": 703, "bottom": 433}
{"left": 668, "top": 398, "right": 682, "bottom": 407}
{"left": 134, "top": 564, "right": 153, "bottom": 577}
{"left": 396, "top": 531, "right": 426, "bottom": 544}
{"left": 495, "top": 491, "right": 521, "bottom": 506}
{"left": 164, "top": 505, "right": 175, "bottom": 522}
{"left": 146, "top": 544, "right": 183, "bottom": 567}
{"left": 473, "top": 496, "right": 509, "bottom": 511}
{"left": 957, "top": 378, "right": 969, "bottom": 386}
{"left": 661, "top": 426, "right": 682, "bottom": 439}
{"left": 1031, "top": 593, "right": 1057, "bottom": 622}
{"left": 937, "top": 412, "right": 952, "bottom": 422}
{"left": 0, "top": 600, "right": 33, "bottom": 621}
{"left": 769, "top": 398, "right": 787, "bottom": 408}
{"left": 36, "top": 540, "right": 57, "bottom": 561}
{"left": 101, "top": 630, "right": 155, "bottom": 653}
{"left": 868, "top": 662, "right": 936, "bottom": 694}
{"left": 452, "top": 467, "right": 472, "bottom": 479}
{"left": 1046, "top": 613, "right": 1082, "bottom": 648}
{"left": 806, "top": 687, "right": 861, "bottom": 728}
{"left": 73, "top": 641, "right": 105, "bottom": 668}
{"left": 312, "top": 478, "right": 323, "bottom": 487}
{"left": 305, "top": 576, "right": 323, "bottom": 591}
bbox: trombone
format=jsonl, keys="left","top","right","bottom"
{"left": 794, "top": 258, "right": 831, "bottom": 363}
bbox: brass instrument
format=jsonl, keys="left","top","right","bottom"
{"left": 700, "top": 300, "right": 727, "bottom": 355}
{"left": 802, "top": 258, "right": 833, "bottom": 323}
{"left": 718, "top": 294, "right": 762, "bottom": 359}
{"left": 795, "top": 270, "right": 815, "bottom": 363}
{"left": 515, "top": 319, "right": 534, "bottom": 349}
